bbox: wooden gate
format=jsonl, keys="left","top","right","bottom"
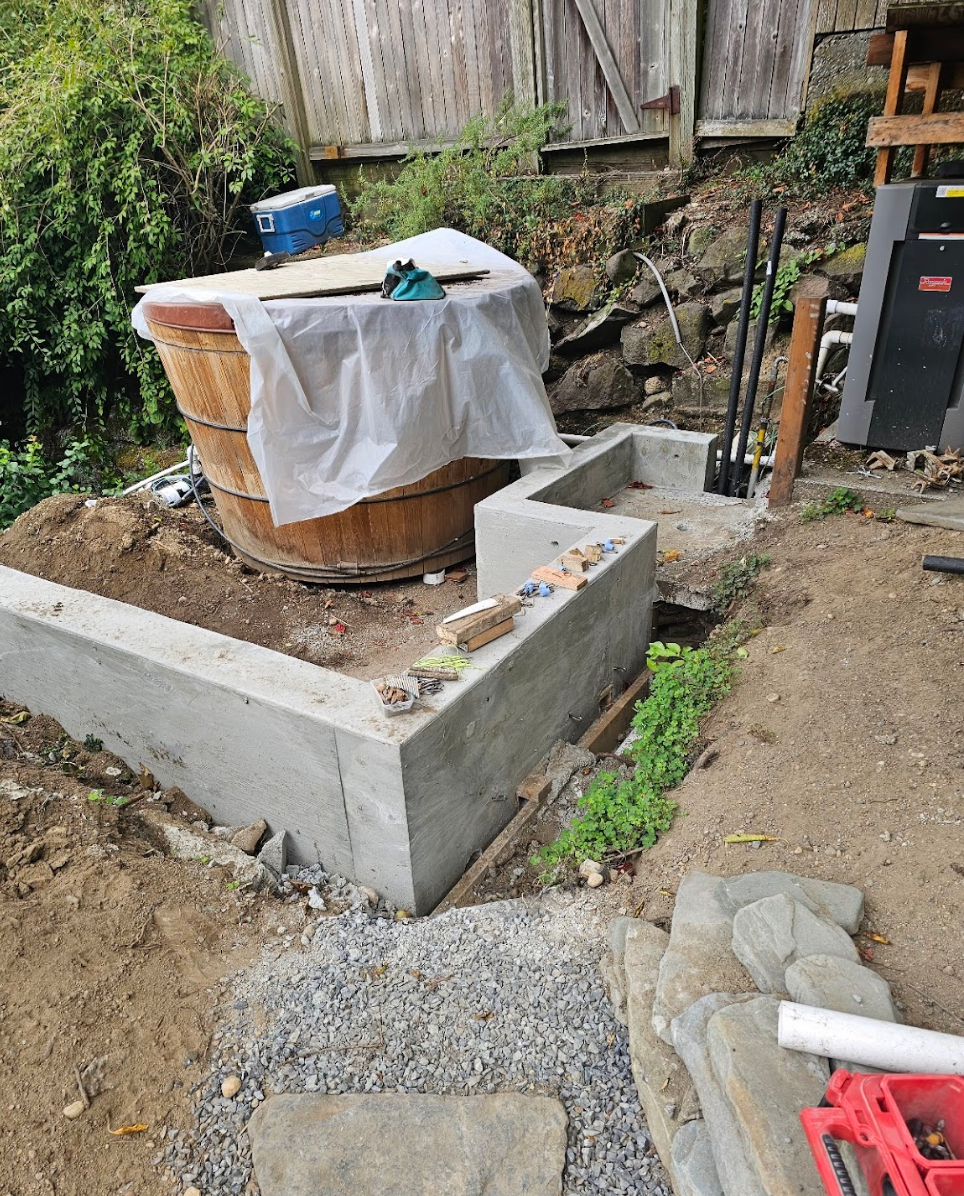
{"left": 698, "top": 0, "right": 820, "bottom": 137}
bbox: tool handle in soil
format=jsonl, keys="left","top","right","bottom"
{"left": 718, "top": 198, "right": 763, "bottom": 495}
{"left": 730, "top": 205, "right": 787, "bottom": 496}
{"left": 922, "top": 554, "right": 964, "bottom": 574}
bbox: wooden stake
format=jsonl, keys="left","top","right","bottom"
{"left": 875, "top": 29, "right": 910, "bottom": 187}
{"left": 768, "top": 294, "right": 827, "bottom": 508}
{"left": 913, "top": 61, "right": 944, "bottom": 176}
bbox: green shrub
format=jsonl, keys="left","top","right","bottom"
{"left": 0, "top": 436, "right": 114, "bottom": 527}
{"left": 0, "top": 0, "right": 295, "bottom": 441}
{"left": 535, "top": 640, "right": 734, "bottom": 874}
{"left": 352, "top": 101, "right": 648, "bottom": 273}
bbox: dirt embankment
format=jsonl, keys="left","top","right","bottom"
{"left": 0, "top": 493, "right": 475, "bottom": 679}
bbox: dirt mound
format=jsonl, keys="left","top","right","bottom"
{"left": 0, "top": 700, "right": 269, "bottom": 1196}
{"left": 0, "top": 494, "right": 474, "bottom": 678}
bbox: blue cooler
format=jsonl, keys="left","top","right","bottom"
{"left": 250, "top": 184, "right": 344, "bottom": 255}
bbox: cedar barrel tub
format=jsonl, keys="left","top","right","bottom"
{"left": 142, "top": 300, "right": 510, "bottom": 584}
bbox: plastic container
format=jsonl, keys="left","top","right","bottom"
{"left": 250, "top": 185, "right": 344, "bottom": 255}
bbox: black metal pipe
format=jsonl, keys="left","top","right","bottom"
{"left": 730, "top": 205, "right": 787, "bottom": 496}
{"left": 923, "top": 555, "right": 964, "bottom": 575}
{"left": 717, "top": 198, "right": 763, "bottom": 495}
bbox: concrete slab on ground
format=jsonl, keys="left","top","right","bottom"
{"left": 248, "top": 1093, "right": 568, "bottom": 1196}
{"left": 896, "top": 495, "right": 964, "bottom": 532}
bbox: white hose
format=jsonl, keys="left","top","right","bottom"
{"left": 634, "top": 254, "right": 684, "bottom": 349}
{"left": 778, "top": 1002, "right": 964, "bottom": 1074}
{"left": 816, "top": 330, "right": 853, "bottom": 382}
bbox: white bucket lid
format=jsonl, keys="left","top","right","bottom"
{"left": 250, "top": 184, "right": 337, "bottom": 213}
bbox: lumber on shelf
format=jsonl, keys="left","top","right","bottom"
{"left": 868, "top": 112, "right": 964, "bottom": 146}
{"left": 436, "top": 595, "right": 521, "bottom": 646}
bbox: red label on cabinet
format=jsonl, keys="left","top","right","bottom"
{"left": 919, "top": 276, "right": 953, "bottom": 292}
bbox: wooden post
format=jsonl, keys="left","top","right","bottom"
{"left": 768, "top": 292, "right": 827, "bottom": 508}
{"left": 668, "top": 0, "right": 699, "bottom": 167}
{"left": 913, "top": 61, "right": 944, "bottom": 176}
{"left": 875, "top": 29, "right": 910, "bottom": 188}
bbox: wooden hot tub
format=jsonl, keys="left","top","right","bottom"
{"left": 143, "top": 299, "right": 510, "bottom": 584}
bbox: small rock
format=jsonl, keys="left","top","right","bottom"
{"left": 184, "top": 1189, "right": 202, "bottom": 1196}
{"left": 605, "top": 249, "right": 639, "bottom": 285}
{"left": 359, "top": 885, "right": 379, "bottom": 907}
{"left": 695, "top": 225, "right": 752, "bottom": 286}
{"left": 587, "top": 873, "right": 604, "bottom": 889}
{"left": 221, "top": 1075, "right": 242, "bottom": 1099}
{"left": 63, "top": 1100, "right": 86, "bottom": 1120}
{"left": 578, "top": 860, "right": 603, "bottom": 878}
{"left": 629, "top": 276, "right": 662, "bottom": 308}
{"left": 709, "top": 287, "right": 743, "bottom": 328}
{"left": 231, "top": 819, "right": 268, "bottom": 855}
{"left": 549, "top": 264, "right": 603, "bottom": 312}
{"left": 257, "top": 830, "right": 287, "bottom": 877}
{"left": 644, "top": 374, "right": 669, "bottom": 395}
{"left": 621, "top": 302, "right": 711, "bottom": 370}
{"left": 766, "top": 693, "right": 781, "bottom": 703}
{"left": 555, "top": 302, "right": 637, "bottom": 356}
{"left": 685, "top": 225, "right": 717, "bottom": 261}
{"left": 549, "top": 350, "right": 639, "bottom": 415}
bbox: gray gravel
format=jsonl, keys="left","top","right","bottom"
{"left": 165, "top": 892, "right": 667, "bottom": 1196}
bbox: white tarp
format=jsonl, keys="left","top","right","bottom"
{"left": 133, "top": 229, "right": 570, "bottom": 526}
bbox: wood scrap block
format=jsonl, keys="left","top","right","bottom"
{"left": 435, "top": 594, "right": 521, "bottom": 645}
{"left": 585, "top": 543, "right": 602, "bottom": 564}
{"left": 531, "top": 565, "right": 588, "bottom": 592}
{"left": 445, "top": 568, "right": 469, "bottom": 584}
{"left": 517, "top": 773, "right": 552, "bottom": 803}
{"left": 560, "top": 548, "right": 589, "bottom": 572}
{"left": 463, "top": 617, "right": 514, "bottom": 652}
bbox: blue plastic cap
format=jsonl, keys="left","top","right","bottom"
{"left": 603, "top": 539, "right": 615, "bottom": 552}
{"left": 538, "top": 582, "right": 552, "bottom": 597}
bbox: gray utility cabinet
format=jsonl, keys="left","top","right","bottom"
{"left": 837, "top": 180, "right": 964, "bottom": 453}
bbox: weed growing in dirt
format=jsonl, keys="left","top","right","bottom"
{"left": 83, "top": 735, "right": 104, "bottom": 752}
{"left": 713, "top": 554, "right": 770, "bottom": 614}
{"left": 535, "top": 639, "right": 734, "bottom": 876}
{"left": 801, "top": 486, "right": 863, "bottom": 521}
{"left": 352, "top": 101, "right": 651, "bottom": 274}
{"left": 751, "top": 246, "right": 837, "bottom": 323}
{"left": 87, "top": 790, "right": 130, "bottom": 807}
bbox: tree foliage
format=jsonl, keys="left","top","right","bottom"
{"left": 0, "top": 0, "right": 296, "bottom": 440}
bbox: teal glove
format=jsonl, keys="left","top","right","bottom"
{"left": 382, "top": 259, "right": 445, "bottom": 301}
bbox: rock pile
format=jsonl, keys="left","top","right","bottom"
{"left": 601, "top": 870, "right": 896, "bottom": 1196}
{"left": 544, "top": 212, "right": 866, "bottom": 426}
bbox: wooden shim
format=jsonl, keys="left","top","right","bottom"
{"left": 572, "top": 0, "right": 641, "bottom": 133}
{"left": 868, "top": 111, "right": 964, "bottom": 146}
{"left": 560, "top": 549, "right": 589, "bottom": 572}
{"left": 578, "top": 668, "right": 652, "bottom": 755}
{"left": 463, "top": 617, "right": 515, "bottom": 652}
{"left": 436, "top": 595, "right": 522, "bottom": 645}
{"left": 138, "top": 258, "right": 490, "bottom": 299}
{"left": 768, "top": 294, "right": 826, "bottom": 508}
{"left": 531, "top": 565, "right": 589, "bottom": 591}
{"left": 585, "top": 543, "right": 603, "bottom": 564}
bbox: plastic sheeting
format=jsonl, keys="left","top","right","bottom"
{"left": 133, "top": 229, "right": 570, "bottom": 527}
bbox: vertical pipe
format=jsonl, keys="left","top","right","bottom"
{"left": 717, "top": 199, "right": 762, "bottom": 494}
{"left": 730, "top": 206, "right": 787, "bottom": 496}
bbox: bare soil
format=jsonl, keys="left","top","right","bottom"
{"left": 472, "top": 505, "right": 964, "bottom": 1036}
{"left": 0, "top": 494, "right": 477, "bottom": 680}
{"left": 0, "top": 702, "right": 272, "bottom": 1196}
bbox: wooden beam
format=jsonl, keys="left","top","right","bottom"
{"left": 696, "top": 118, "right": 798, "bottom": 138}
{"left": 507, "top": 0, "right": 538, "bottom": 107}
{"left": 913, "top": 62, "right": 945, "bottom": 175}
{"left": 578, "top": 670, "right": 651, "bottom": 754}
{"left": 869, "top": 110, "right": 964, "bottom": 145}
{"left": 887, "top": 2, "right": 964, "bottom": 31}
{"left": 571, "top": 0, "right": 641, "bottom": 134}
{"left": 768, "top": 294, "right": 827, "bottom": 508}
{"left": 868, "top": 28, "right": 964, "bottom": 66}
{"left": 875, "top": 29, "right": 910, "bottom": 187}
{"left": 263, "top": 0, "right": 314, "bottom": 185}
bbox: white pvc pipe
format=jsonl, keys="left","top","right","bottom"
{"left": 778, "top": 1001, "right": 964, "bottom": 1075}
{"left": 816, "top": 330, "right": 853, "bottom": 381}
{"left": 826, "top": 299, "right": 859, "bottom": 317}
{"left": 122, "top": 458, "right": 190, "bottom": 497}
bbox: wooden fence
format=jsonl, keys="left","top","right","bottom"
{"left": 200, "top": 0, "right": 890, "bottom": 179}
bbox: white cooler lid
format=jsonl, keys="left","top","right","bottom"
{"left": 250, "top": 184, "right": 337, "bottom": 213}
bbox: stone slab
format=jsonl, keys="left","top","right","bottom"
{"left": 623, "top": 920, "right": 698, "bottom": 1187}
{"left": 248, "top": 1093, "right": 568, "bottom": 1196}
{"left": 600, "top": 916, "right": 637, "bottom": 1027}
{"left": 716, "top": 872, "right": 864, "bottom": 935}
{"left": 652, "top": 872, "right": 751, "bottom": 1044}
{"left": 731, "top": 893, "right": 860, "bottom": 994}
{"left": 896, "top": 498, "right": 964, "bottom": 532}
{"left": 671, "top": 1120, "right": 724, "bottom": 1196}
{"left": 785, "top": 954, "right": 897, "bottom": 1023}
{"left": 671, "top": 993, "right": 763, "bottom": 1196}
{"left": 707, "top": 996, "right": 829, "bottom": 1196}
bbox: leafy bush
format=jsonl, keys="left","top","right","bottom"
{"left": 751, "top": 92, "right": 883, "bottom": 200}
{"left": 800, "top": 486, "right": 863, "bottom": 521}
{"left": 352, "top": 101, "right": 649, "bottom": 273}
{"left": 0, "top": 0, "right": 295, "bottom": 441}
{"left": 535, "top": 640, "right": 734, "bottom": 874}
{"left": 0, "top": 436, "right": 113, "bottom": 528}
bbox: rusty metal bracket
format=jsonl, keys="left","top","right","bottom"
{"left": 641, "top": 85, "right": 680, "bottom": 116}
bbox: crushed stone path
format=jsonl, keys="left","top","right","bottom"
{"left": 166, "top": 895, "right": 667, "bottom": 1196}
